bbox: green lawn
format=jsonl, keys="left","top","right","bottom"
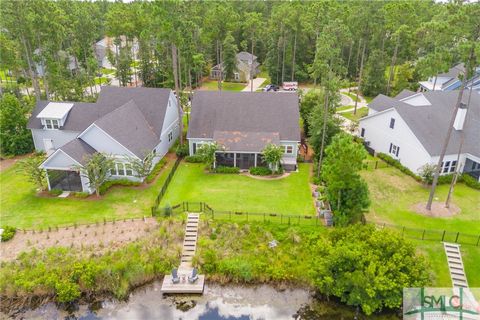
{"left": 341, "top": 107, "right": 369, "bottom": 122}
{"left": 343, "top": 91, "right": 360, "bottom": 102}
{"left": 200, "top": 80, "right": 246, "bottom": 91}
{"left": 101, "top": 68, "right": 115, "bottom": 75}
{"left": 94, "top": 76, "right": 110, "bottom": 85}
{"left": 336, "top": 105, "right": 355, "bottom": 112}
{"left": 160, "top": 162, "right": 316, "bottom": 215}
{"left": 0, "top": 158, "right": 175, "bottom": 229}
{"left": 361, "top": 165, "right": 480, "bottom": 287}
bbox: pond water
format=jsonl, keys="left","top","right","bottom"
{"left": 11, "top": 282, "right": 400, "bottom": 320}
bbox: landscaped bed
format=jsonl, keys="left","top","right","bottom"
{"left": 0, "top": 155, "right": 175, "bottom": 229}
{"left": 160, "top": 162, "right": 315, "bottom": 215}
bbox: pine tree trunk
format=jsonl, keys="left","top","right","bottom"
{"left": 178, "top": 47, "right": 182, "bottom": 91}
{"left": 291, "top": 30, "right": 297, "bottom": 81}
{"left": 21, "top": 36, "right": 41, "bottom": 100}
{"left": 317, "top": 81, "right": 330, "bottom": 178}
{"left": 171, "top": 44, "right": 183, "bottom": 145}
{"left": 250, "top": 34, "right": 255, "bottom": 92}
{"left": 354, "top": 41, "right": 366, "bottom": 115}
{"left": 386, "top": 38, "right": 399, "bottom": 96}
{"left": 346, "top": 41, "right": 353, "bottom": 79}
{"left": 281, "top": 34, "right": 286, "bottom": 85}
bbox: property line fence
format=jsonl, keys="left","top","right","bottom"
{"left": 152, "top": 201, "right": 323, "bottom": 226}
{"left": 363, "top": 160, "right": 390, "bottom": 170}
{"left": 370, "top": 222, "right": 480, "bottom": 246}
{"left": 153, "top": 202, "right": 480, "bottom": 246}
{"left": 151, "top": 156, "right": 182, "bottom": 214}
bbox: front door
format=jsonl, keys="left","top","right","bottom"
{"left": 43, "top": 139, "right": 54, "bottom": 155}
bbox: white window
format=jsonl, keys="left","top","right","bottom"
{"left": 441, "top": 160, "right": 458, "bottom": 173}
{"left": 389, "top": 143, "right": 400, "bottom": 157}
{"left": 234, "top": 72, "right": 240, "bottom": 80}
{"left": 45, "top": 119, "right": 60, "bottom": 130}
{"left": 284, "top": 145, "right": 293, "bottom": 154}
{"left": 111, "top": 162, "right": 133, "bottom": 176}
{"left": 125, "top": 163, "right": 133, "bottom": 176}
{"left": 168, "top": 131, "right": 173, "bottom": 142}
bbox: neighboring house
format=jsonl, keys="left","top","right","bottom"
{"left": 210, "top": 52, "right": 260, "bottom": 82}
{"left": 94, "top": 36, "right": 139, "bottom": 69}
{"left": 418, "top": 63, "right": 480, "bottom": 93}
{"left": 187, "top": 91, "right": 301, "bottom": 171}
{"left": 358, "top": 89, "right": 480, "bottom": 181}
{"left": 34, "top": 49, "right": 78, "bottom": 77}
{"left": 27, "top": 86, "right": 180, "bottom": 193}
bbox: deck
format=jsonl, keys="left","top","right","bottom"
{"left": 161, "top": 274, "right": 205, "bottom": 294}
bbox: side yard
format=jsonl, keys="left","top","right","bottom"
{"left": 160, "top": 162, "right": 316, "bottom": 215}
{"left": 0, "top": 156, "right": 175, "bottom": 229}
{"left": 360, "top": 165, "right": 480, "bottom": 287}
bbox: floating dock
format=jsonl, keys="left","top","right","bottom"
{"left": 161, "top": 213, "right": 205, "bottom": 294}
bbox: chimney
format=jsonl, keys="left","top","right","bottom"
{"left": 453, "top": 102, "right": 467, "bottom": 131}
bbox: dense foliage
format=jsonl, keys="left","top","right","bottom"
{"left": 214, "top": 166, "right": 240, "bottom": 174}
{"left": 0, "top": 94, "right": 34, "bottom": 156}
{"left": 321, "top": 133, "right": 369, "bottom": 225}
{"left": 75, "top": 153, "right": 114, "bottom": 197}
{"left": 17, "top": 153, "right": 47, "bottom": 191}
{"left": 0, "top": 226, "right": 16, "bottom": 242}
{"left": 1, "top": 1, "right": 478, "bottom": 100}
{"left": 249, "top": 166, "right": 272, "bottom": 176}
{"left": 261, "top": 144, "right": 283, "bottom": 173}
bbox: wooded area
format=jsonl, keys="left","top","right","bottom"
{"left": 1, "top": 0, "right": 479, "bottom": 102}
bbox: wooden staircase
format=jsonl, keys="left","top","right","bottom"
{"left": 180, "top": 213, "right": 200, "bottom": 268}
{"left": 443, "top": 242, "right": 469, "bottom": 288}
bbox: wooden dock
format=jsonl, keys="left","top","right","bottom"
{"left": 161, "top": 213, "right": 205, "bottom": 294}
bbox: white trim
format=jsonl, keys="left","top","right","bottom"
{"left": 78, "top": 123, "right": 140, "bottom": 159}
{"left": 40, "top": 149, "right": 83, "bottom": 169}
{"left": 359, "top": 107, "right": 395, "bottom": 121}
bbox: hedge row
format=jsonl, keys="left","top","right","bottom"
{"left": 376, "top": 153, "right": 422, "bottom": 182}
{"left": 99, "top": 179, "right": 141, "bottom": 195}
{"left": 214, "top": 166, "right": 240, "bottom": 174}
{"left": 249, "top": 166, "right": 272, "bottom": 176}
{"left": 185, "top": 155, "right": 203, "bottom": 163}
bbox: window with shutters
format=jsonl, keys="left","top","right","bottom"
{"left": 389, "top": 143, "right": 400, "bottom": 157}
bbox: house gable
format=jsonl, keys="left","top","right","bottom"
{"left": 41, "top": 149, "right": 81, "bottom": 170}
{"left": 78, "top": 123, "right": 137, "bottom": 158}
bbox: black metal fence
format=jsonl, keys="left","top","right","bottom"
{"left": 153, "top": 201, "right": 323, "bottom": 226}
{"left": 151, "top": 157, "right": 182, "bottom": 215}
{"left": 371, "top": 222, "right": 480, "bottom": 246}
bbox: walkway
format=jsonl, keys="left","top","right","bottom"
{"left": 443, "top": 242, "right": 469, "bottom": 288}
{"left": 242, "top": 77, "right": 266, "bottom": 92}
{"left": 161, "top": 212, "right": 205, "bottom": 294}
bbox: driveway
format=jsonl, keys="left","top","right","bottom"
{"left": 242, "top": 77, "right": 266, "bottom": 92}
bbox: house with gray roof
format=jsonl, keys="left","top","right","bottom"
{"left": 187, "top": 91, "right": 300, "bottom": 171}
{"left": 210, "top": 52, "right": 260, "bottom": 82}
{"left": 358, "top": 90, "right": 480, "bottom": 181}
{"left": 419, "top": 63, "right": 480, "bottom": 93}
{"left": 27, "top": 86, "right": 180, "bottom": 193}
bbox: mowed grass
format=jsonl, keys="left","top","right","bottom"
{"left": 200, "top": 80, "right": 246, "bottom": 91}
{"left": 160, "top": 162, "right": 316, "bottom": 215}
{"left": 341, "top": 107, "right": 369, "bottom": 122}
{"left": 0, "top": 158, "right": 175, "bottom": 229}
{"left": 361, "top": 165, "right": 480, "bottom": 287}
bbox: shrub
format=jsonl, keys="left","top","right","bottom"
{"left": 249, "top": 166, "right": 272, "bottom": 176}
{"left": 214, "top": 166, "right": 240, "bottom": 174}
{"left": 437, "top": 173, "right": 463, "bottom": 185}
{"left": 145, "top": 158, "right": 167, "bottom": 184}
{"left": 185, "top": 155, "right": 204, "bottom": 163}
{"left": 99, "top": 179, "right": 141, "bottom": 195}
{"left": 71, "top": 191, "right": 89, "bottom": 198}
{"left": 176, "top": 143, "right": 189, "bottom": 157}
{"left": 463, "top": 174, "right": 480, "bottom": 190}
{"left": 48, "top": 189, "right": 63, "bottom": 196}
{"left": 377, "top": 153, "right": 422, "bottom": 182}
{"left": 1, "top": 226, "right": 16, "bottom": 242}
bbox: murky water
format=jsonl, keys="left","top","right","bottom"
{"left": 10, "top": 282, "right": 400, "bottom": 320}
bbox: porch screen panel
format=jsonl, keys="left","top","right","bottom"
{"left": 236, "top": 153, "right": 255, "bottom": 169}
{"left": 256, "top": 154, "right": 267, "bottom": 167}
{"left": 216, "top": 152, "right": 235, "bottom": 167}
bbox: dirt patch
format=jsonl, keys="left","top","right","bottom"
{"left": 240, "top": 172, "right": 291, "bottom": 180}
{"left": 412, "top": 201, "right": 461, "bottom": 217}
{"left": 0, "top": 153, "right": 33, "bottom": 172}
{"left": 0, "top": 218, "right": 159, "bottom": 261}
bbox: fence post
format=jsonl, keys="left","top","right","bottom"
{"left": 151, "top": 207, "right": 155, "bottom": 217}
{"left": 229, "top": 211, "right": 231, "bottom": 220}
{"left": 263, "top": 213, "right": 265, "bottom": 222}
{"left": 375, "top": 161, "right": 378, "bottom": 169}
{"left": 187, "top": 202, "right": 189, "bottom": 212}
{"left": 422, "top": 229, "right": 425, "bottom": 240}
{"left": 288, "top": 216, "right": 291, "bottom": 225}
{"left": 455, "top": 232, "right": 459, "bottom": 243}
{"left": 281, "top": 214, "right": 283, "bottom": 224}
{"left": 402, "top": 226, "right": 405, "bottom": 238}
{"left": 247, "top": 212, "right": 249, "bottom": 222}
{"left": 442, "top": 230, "right": 446, "bottom": 241}
{"left": 477, "top": 235, "right": 480, "bottom": 246}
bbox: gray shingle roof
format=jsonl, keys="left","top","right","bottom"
{"left": 438, "top": 63, "right": 465, "bottom": 78}
{"left": 213, "top": 130, "right": 280, "bottom": 152}
{"left": 28, "top": 87, "right": 171, "bottom": 137}
{"left": 365, "top": 90, "right": 480, "bottom": 157}
{"left": 59, "top": 138, "right": 96, "bottom": 165}
{"left": 94, "top": 100, "right": 159, "bottom": 158}
{"left": 395, "top": 89, "right": 416, "bottom": 100}
{"left": 237, "top": 51, "right": 257, "bottom": 62}
{"left": 188, "top": 91, "right": 300, "bottom": 143}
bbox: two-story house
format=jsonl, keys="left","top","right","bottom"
{"left": 210, "top": 52, "right": 260, "bottom": 82}
{"left": 419, "top": 63, "right": 480, "bottom": 93}
{"left": 27, "top": 86, "right": 180, "bottom": 193}
{"left": 358, "top": 90, "right": 480, "bottom": 181}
